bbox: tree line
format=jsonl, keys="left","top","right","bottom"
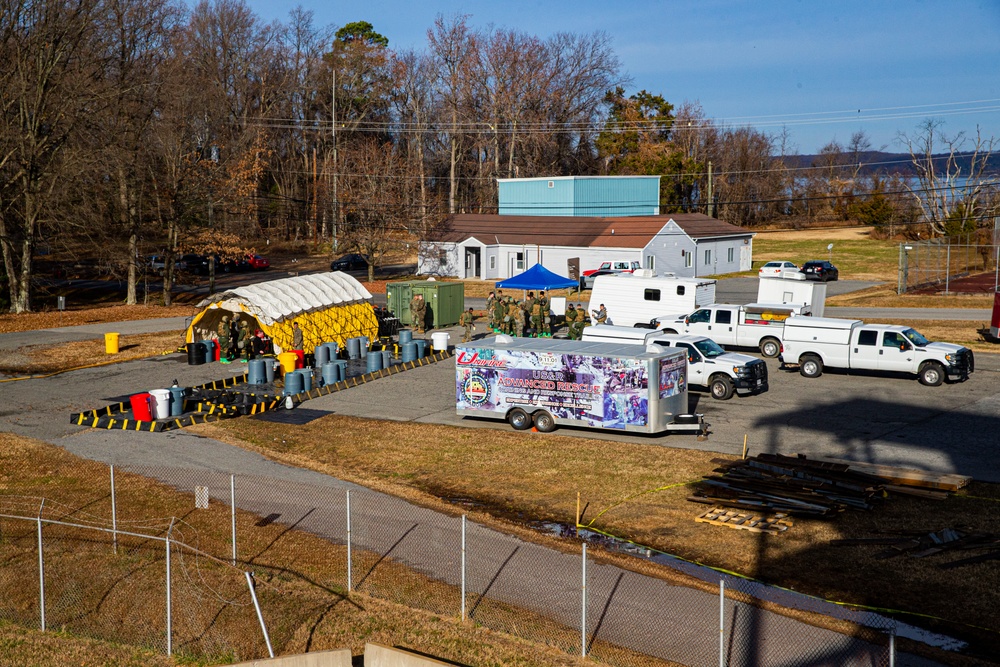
{"left": 1, "top": 0, "right": 996, "bottom": 312}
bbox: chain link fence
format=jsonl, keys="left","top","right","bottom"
{"left": 0, "top": 463, "right": 898, "bottom": 666}
{"left": 897, "top": 233, "right": 1000, "bottom": 294}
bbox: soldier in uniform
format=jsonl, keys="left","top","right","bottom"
{"left": 410, "top": 294, "right": 427, "bottom": 333}
{"left": 485, "top": 291, "right": 497, "bottom": 331}
{"left": 592, "top": 303, "right": 608, "bottom": 324}
{"left": 217, "top": 315, "right": 231, "bottom": 363}
{"left": 459, "top": 307, "right": 475, "bottom": 342}
{"left": 538, "top": 290, "right": 550, "bottom": 337}
{"left": 571, "top": 303, "right": 588, "bottom": 340}
{"left": 238, "top": 319, "right": 251, "bottom": 362}
{"left": 494, "top": 294, "right": 507, "bottom": 334}
{"left": 564, "top": 303, "right": 578, "bottom": 339}
{"left": 505, "top": 296, "right": 519, "bottom": 336}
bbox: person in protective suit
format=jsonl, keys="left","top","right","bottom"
{"left": 217, "top": 315, "right": 231, "bottom": 363}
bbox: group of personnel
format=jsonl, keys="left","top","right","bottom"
{"left": 215, "top": 314, "right": 274, "bottom": 363}
{"left": 487, "top": 289, "right": 554, "bottom": 337}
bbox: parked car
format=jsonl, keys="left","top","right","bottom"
{"left": 758, "top": 260, "right": 801, "bottom": 278}
{"left": 245, "top": 254, "right": 269, "bottom": 270}
{"left": 581, "top": 260, "right": 640, "bottom": 278}
{"left": 800, "top": 260, "right": 839, "bottom": 282}
{"left": 178, "top": 254, "right": 212, "bottom": 276}
{"left": 580, "top": 269, "right": 620, "bottom": 290}
{"left": 331, "top": 253, "right": 369, "bottom": 272}
{"left": 148, "top": 255, "right": 186, "bottom": 275}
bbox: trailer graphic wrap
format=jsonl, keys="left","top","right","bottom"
{"left": 658, "top": 355, "right": 686, "bottom": 398}
{"left": 457, "top": 348, "right": 650, "bottom": 429}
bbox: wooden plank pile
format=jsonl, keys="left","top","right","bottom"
{"left": 831, "top": 528, "right": 1000, "bottom": 568}
{"left": 695, "top": 508, "right": 794, "bottom": 534}
{"left": 688, "top": 453, "right": 971, "bottom": 518}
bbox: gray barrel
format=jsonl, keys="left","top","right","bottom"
{"left": 381, "top": 350, "right": 392, "bottom": 367}
{"left": 334, "top": 360, "right": 348, "bottom": 382}
{"left": 398, "top": 329, "right": 413, "bottom": 345}
{"left": 283, "top": 371, "right": 304, "bottom": 395}
{"left": 401, "top": 341, "right": 418, "bottom": 362}
{"left": 265, "top": 359, "right": 276, "bottom": 383}
{"left": 322, "top": 342, "right": 339, "bottom": 361}
{"left": 299, "top": 368, "right": 313, "bottom": 392}
{"left": 247, "top": 358, "right": 267, "bottom": 385}
{"left": 314, "top": 344, "right": 331, "bottom": 367}
{"left": 346, "top": 337, "right": 361, "bottom": 360}
{"left": 359, "top": 335, "right": 369, "bottom": 359}
{"left": 414, "top": 339, "right": 428, "bottom": 358}
{"left": 201, "top": 340, "right": 215, "bottom": 362}
{"left": 366, "top": 349, "right": 383, "bottom": 373}
{"left": 321, "top": 361, "right": 341, "bottom": 385}
{"left": 168, "top": 386, "right": 185, "bottom": 417}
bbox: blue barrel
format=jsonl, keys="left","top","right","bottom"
{"left": 346, "top": 337, "right": 361, "bottom": 360}
{"left": 401, "top": 341, "right": 418, "bottom": 362}
{"left": 334, "top": 360, "right": 349, "bottom": 383}
{"left": 299, "top": 368, "right": 313, "bottom": 392}
{"left": 247, "top": 359, "right": 267, "bottom": 385}
{"left": 381, "top": 350, "right": 392, "bottom": 368}
{"left": 265, "top": 359, "right": 276, "bottom": 383}
{"left": 201, "top": 340, "right": 215, "bottom": 362}
{"left": 398, "top": 329, "right": 413, "bottom": 345}
{"left": 359, "top": 335, "right": 369, "bottom": 359}
{"left": 322, "top": 342, "right": 339, "bottom": 361}
{"left": 314, "top": 344, "right": 330, "bottom": 367}
{"left": 414, "top": 339, "right": 428, "bottom": 358}
{"left": 366, "top": 350, "right": 383, "bottom": 373}
{"left": 321, "top": 361, "right": 341, "bottom": 385}
{"left": 283, "top": 371, "right": 304, "bottom": 395}
{"left": 168, "top": 386, "right": 186, "bottom": 417}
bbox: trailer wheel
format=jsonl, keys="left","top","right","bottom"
{"left": 709, "top": 375, "right": 735, "bottom": 400}
{"left": 759, "top": 337, "right": 781, "bottom": 358}
{"left": 799, "top": 355, "right": 823, "bottom": 378}
{"left": 533, "top": 410, "right": 556, "bottom": 433}
{"left": 674, "top": 414, "right": 700, "bottom": 424}
{"left": 918, "top": 362, "right": 944, "bottom": 387}
{"left": 507, "top": 408, "right": 532, "bottom": 430}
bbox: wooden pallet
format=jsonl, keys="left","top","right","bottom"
{"left": 816, "top": 456, "right": 971, "bottom": 492}
{"left": 695, "top": 507, "right": 794, "bottom": 534}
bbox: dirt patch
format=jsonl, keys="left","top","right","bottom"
{"left": 755, "top": 227, "right": 875, "bottom": 241}
{"left": 0, "top": 330, "right": 184, "bottom": 375}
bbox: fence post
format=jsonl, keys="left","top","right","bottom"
{"left": 946, "top": 243, "right": 951, "bottom": 294}
{"left": 37, "top": 499, "right": 45, "bottom": 632}
{"left": 230, "top": 474, "right": 237, "bottom": 566}
{"left": 889, "top": 624, "right": 896, "bottom": 667}
{"left": 346, "top": 489, "right": 352, "bottom": 592}
{"left": 719, "top": 579, "right": 725, "bottom": 667}
{"left": 581, "top": 542, "right": 587, "bottom": 658}
{"left": 994, "top": 245, "right": 998, "bottom": 292}
{"left": 166, "top": 518, "right": 174, "bottom": 656}
{"left": 245, "top": 571, "right": 274, "bottom": 658}
{"left": 110, "top": 464, "right": 118, "bottom": 555}
{"left": 460, "top": 514, "right": 466, "bottom": 621}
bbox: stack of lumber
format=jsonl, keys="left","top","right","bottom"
{"left": 688, "top": 453, "right": 971, "bottom": 517}
{"left": 832, "top": 528, "right": 1000, "bottom": 568}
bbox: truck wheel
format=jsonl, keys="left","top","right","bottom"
{"left": 661, "top": 329, "right": 678, "bottom": 335}
{"left": 533, "top": 411, "right": 556, "bottom": 433}
{"left": 709, "top": 375, "right": 735, "bottom": 400}
{"left": 918, "top": 362, "right": 944, "bottom": 387}
{"left": 759, "top": 337, "right": 781, "bottom": 358}
{"left": 799, "top": 355, "right": 823, "bottom": 378}
{"left": 507, "top": 408, "right": 531, "bottom": 430}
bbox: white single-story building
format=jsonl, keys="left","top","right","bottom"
{"left": 418, "top": 213, "right": 755, "bottom": 280}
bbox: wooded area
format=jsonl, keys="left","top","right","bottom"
{"left": 0, "top": 0, "right": 997, "bottom": 312}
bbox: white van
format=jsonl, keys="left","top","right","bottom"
{"left": 587, "top": 272, "right": 716, "bottom": 327}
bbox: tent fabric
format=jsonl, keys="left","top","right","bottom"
{"left": 495, "top": 263, "right": 578, "bottom": 291}
{"left": 186, "top": 272, "right": 378, "bottom": 354}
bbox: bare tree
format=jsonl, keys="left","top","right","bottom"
{"left": 898, "top": 119, "right": 998, "bottom": 235}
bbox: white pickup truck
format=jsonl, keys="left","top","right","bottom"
{"left": 779, "top": 316, "right": 974, "bottom": 385}
{"left": 582, "top": 325, "right": 768, "bottom": 399}
{"left": 654, "top": 303, "right": 809, "bottom": 358}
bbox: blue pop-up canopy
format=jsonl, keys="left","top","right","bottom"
{"left": 495, "top": 263, "right": 578, "bottom": 290}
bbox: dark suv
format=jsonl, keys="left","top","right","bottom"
{"left": 801, "top": 260, "right": 839, "bottom": 282}
{"left": 330, "top": 253, "right": 369, "bottom": 272}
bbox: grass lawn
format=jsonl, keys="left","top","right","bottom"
{"left": 0, "top": 330, "right": 185, "bottom": 376}
{"left": 200, "top": 415, "right": 1000, "bottom": 663}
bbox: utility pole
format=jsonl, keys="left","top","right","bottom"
{"left": 331, "top": 67, "right": 339, "bottom": 252}
{"left": 706, "top": 161, "right": 714, "bottom": 218}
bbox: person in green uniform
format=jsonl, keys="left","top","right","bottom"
{"left": 564, "top": 303, "right": 578, "bottom": 339}
{"left": 217, "top": 315, "right": 231, "bottom": 363}
{"left": 538, "top": 290, "right": 550, "bottom": 337}
{"left": 459, "top": 307, "right": 476, "bottom": 342}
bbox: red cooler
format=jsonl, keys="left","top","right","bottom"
{"left": 130, "top": 393, "right": 152, "bottom": 421}
{"left": 292, "top": 349, "right": 305, "bottom": 369}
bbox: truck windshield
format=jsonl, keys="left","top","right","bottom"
{"left": 901, "top": 328, "right": 930, "bottom": 347}
{"left": 693, "top": 339, "right": 727, "bottom": 359}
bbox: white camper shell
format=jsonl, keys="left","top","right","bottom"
{"left": 757, "top": 276, "right": 827, "bottom": 316}
{"left": 455, "top": 336, "right": 705, "bottom": 435}
{"left": 582, "top": 325, "right": 768, "bottom": 399}
{"left": 656, "top": 303, "right": 809, "bottom": 357}
{"left": 587, "top": 272, "right": 716, "bottom": 327}
{"left": 779, "top": 316, "right": 974, "bottom": 385}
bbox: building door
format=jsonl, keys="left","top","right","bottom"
{"left": 464, "top": 248, "right": 481, "bottom": 278}
{"left": 509, "top": 251, "right": 524, "bottom": 276}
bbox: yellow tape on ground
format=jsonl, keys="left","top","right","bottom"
{"left": 579, "top": 480, "right": 699, "bottom": 529}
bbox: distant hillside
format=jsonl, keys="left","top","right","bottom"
{"left": 780, "top": 151, "right": 1000, "bottom": 176}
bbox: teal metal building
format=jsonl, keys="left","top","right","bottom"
{"left": 497, "top": 176, "right": 660, "bottom": 217}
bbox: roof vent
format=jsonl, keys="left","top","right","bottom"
{"left": 611, "top": 228, "right": 615, "bottom": 235}
{"left": 547, "top": 180, "right": 554, "bottom": 188}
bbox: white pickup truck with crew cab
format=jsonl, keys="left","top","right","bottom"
{"left": 779, "top": 316, "right": 974, "bottom": 385}
{"left": 582, "top": 325, "right": 768, "bottom": 399}
{"left": 654, "top": 303, "right": 809, "bottom": 358}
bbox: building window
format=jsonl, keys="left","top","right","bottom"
{"left": 645, "top": 255, "right": 654, "bottom": 270}
{"left": 704, "top": 249, "right": 712, "bottom": 265}
{"left": 727, "top": 247, "right": 734, "bottom": 263}
{"left": 684, "top": 252, "right": 692, "bottom": 268}
{"left": 489, "top": 256, "right": 496, "bottom": 270}
{"left": 643, "top": 289, "right": 660, "bottom": 301}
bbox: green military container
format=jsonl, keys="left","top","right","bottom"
{"left": 386, "top": 280, "right": 466, "bottom": 329}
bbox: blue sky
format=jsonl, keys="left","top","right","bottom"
{"left": 246, "top": 0, "right": 1000, "bottom": 154}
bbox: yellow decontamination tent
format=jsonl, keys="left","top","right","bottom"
{"left": 186, "top": 272, "right": 379, "bottom": 354}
